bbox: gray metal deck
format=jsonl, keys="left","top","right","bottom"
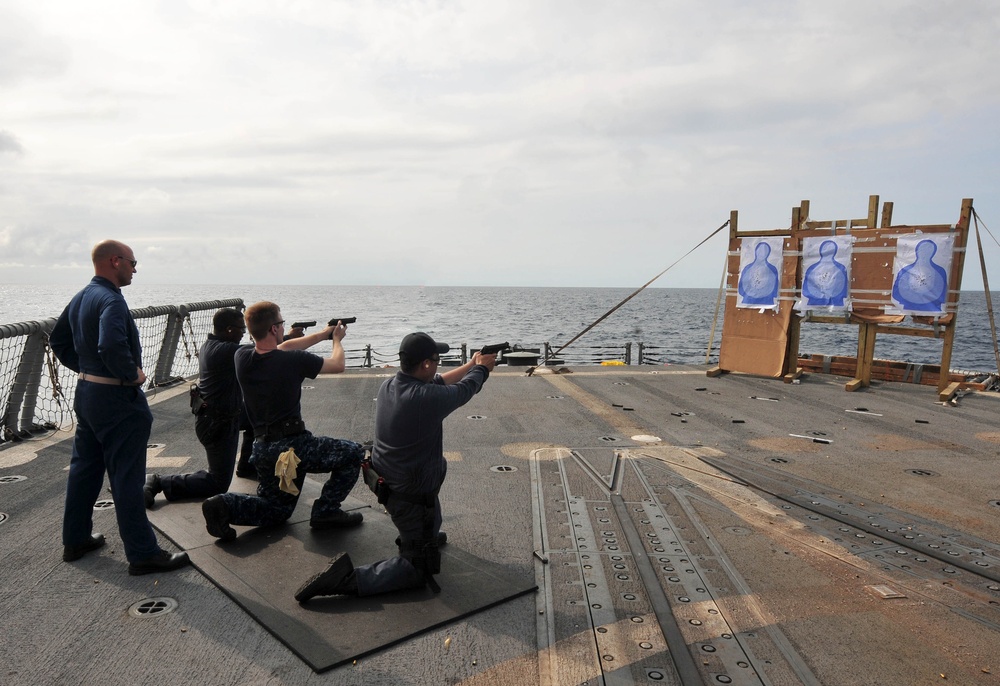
{"left": 2, "top": 365, "right": 999, "bottom": 685}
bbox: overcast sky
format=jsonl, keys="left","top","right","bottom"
{"left": 2, "top": 1, "right": 998, "bottom": 289}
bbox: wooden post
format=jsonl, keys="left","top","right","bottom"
{"left": 847, "top": 323, "right": 869, "bottom": 392}
{"left": 784, "top": 204, "right": 804, "bottom": 383}
{"left": 937, "top": 198, "right": 973, "bottom": 399}
{"left": 880, "top": 201, "right": 894, "bottom": 228}
{"left": 866, "top": 194, "right": 879, "bottom": 228}
{"left": 847, "top": 196, "right": 881, "bottom": 391}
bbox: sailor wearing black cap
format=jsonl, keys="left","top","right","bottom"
{"left": 295, "top": 332, "right": 497, "bottom": 601}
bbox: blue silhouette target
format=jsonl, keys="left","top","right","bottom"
{"left": 889, "top": 234, "right": 954, "bottom": 314}
{"left": 737, "top": 237, "right": 783, "bottom": 309}
{"left": 801, "top": 237, "right": 851, "bottom": 309}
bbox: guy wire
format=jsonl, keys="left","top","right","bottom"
{"left": 527, "top": 219, "right": 731, "bottom": 375}
{"left": 971, "top": 208, "right": 1000, "bottom": 372}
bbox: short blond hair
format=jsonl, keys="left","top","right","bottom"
{"left": 245, "top": 301, "right": 281, "bottom": 341}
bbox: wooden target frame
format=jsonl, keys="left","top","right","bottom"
{"left": 712, "top": 196, "right": 973, "bottom": 398}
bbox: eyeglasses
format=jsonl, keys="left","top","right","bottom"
{"left": 116, "top": 256, "right": 138, "bottom": 268}
{"left": 272, "top": 320, "right": 285, "bottom": 328}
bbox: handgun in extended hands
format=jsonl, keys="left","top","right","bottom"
{"left": 479, "top": 342, "right": 510, "bottom": 355}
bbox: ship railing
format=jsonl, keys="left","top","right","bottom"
{"left": 1, "top": 300, "right": 720, "bottom": 446}
{"left": 0, "top": 299, "right": 243, "bottom": 445}
{"left": 343, "top": 342, "right": 722, "bottom": 368}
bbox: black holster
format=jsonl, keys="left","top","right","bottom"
{"left": 361, "top": 456, "right": 390, "bottom": 505}
{"left": 189, "top": 384, "right": 208, "bottom": 416}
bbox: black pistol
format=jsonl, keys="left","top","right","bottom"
{"left": 479, "top": 342, "right": 510, "bottom": 355}
{"left": 290, "top": 321, "right": 316, "bottom": 330}
{"left": 327, "top": 317, "right": 357, "bottom": 326}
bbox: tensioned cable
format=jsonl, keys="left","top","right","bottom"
{"left": 527, "top": 219, "right": 731, "bottom": 375}
{"left": 705, "top": 250, "right": 729, "bottom": 364}
{"left": 971, "top": 208, "right": 1000, "bottom": 373}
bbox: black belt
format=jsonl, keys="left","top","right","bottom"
{"left": 253, "top": 417, "right": 306, "bottom": 442}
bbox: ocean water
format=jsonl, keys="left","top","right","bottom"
{"left": 1, "top": 284, "right": 997, "bottom": 372}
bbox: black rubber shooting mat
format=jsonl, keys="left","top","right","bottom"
{"left": 147, "top": 477, "right": 536, "bottom": 673}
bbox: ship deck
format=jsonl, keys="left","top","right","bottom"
{"left": 2, "top": 364, "right": 999, "bottom": 685}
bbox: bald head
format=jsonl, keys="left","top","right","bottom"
{"left": 92, "top": 239, "right": 138, "bottom": 288}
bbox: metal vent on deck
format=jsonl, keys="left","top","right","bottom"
{"left": 128, "top": 597, "right": 179, "bottom": 618}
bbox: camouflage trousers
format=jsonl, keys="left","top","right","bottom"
{"left": 221, "top": 431, "right": 363, "bottom": 527}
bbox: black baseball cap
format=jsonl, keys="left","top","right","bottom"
{"left": 399, "top": 332, "right": 449, "bottom": 363}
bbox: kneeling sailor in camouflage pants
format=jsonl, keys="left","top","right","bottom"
{"left": 295, "top": 332, "right": 496, "bottom": 601}
{"left": 201, "top": 302, "right": 363, "bottom": 539}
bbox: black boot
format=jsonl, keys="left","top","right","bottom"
{"left": 202, "top": 495, "right": 237, "bottom": 541}
{"left": 295, "top": 553, "right": 358, "bottom": 602}
{"left": 143, "top": 474, "right": 162, "bottom": 509}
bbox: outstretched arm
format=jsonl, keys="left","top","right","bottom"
{"left": 318, "top": 322, "right": 347, "bottom": 374}
{"left": 440, "top": 351, "right": 496, "bottom": 385}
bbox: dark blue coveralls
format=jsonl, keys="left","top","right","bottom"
{"left": 50, "top": 276, "right": 163, "bottom": 564}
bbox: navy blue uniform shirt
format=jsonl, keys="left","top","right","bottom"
{"left": 198, "top": 336, "right": 248, "bottom": 416}
{"left": 50, "top": 276, "right": 142, "bottom": 382}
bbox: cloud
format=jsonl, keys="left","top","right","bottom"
{"left": 0, "top": 1, "right": 997, "bottom": 289}
{"left": 0, "top": 130, "right": 25, "bottom": 157}
{"left": 0, "top": 224, "right": 91, "bottom": 266}
{"left": 0, "top": 8, "right": 69, "bottom": 86}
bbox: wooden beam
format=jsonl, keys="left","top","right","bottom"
{"left": 866, "top": 195, "right": 879, "bottom": 229}
{"left": 854, "top": 321, "right": 877, "bottom": 389}
{"left": 733, "top": 228, "right": 794, "bottom": 237}
{"left": 786, "top": 206, "right": 803, "bottom": 377}
{"left": 881, "top": 201, "right": 894, "bottom": 228}
{"left": 937, "top": 198, "right": 973, "bottom": 393}
{"left": 783, "top": 367, "right": 803, "bottom": 384}
{"left": 939, "top": 381, "right": 961, "bottom": 402}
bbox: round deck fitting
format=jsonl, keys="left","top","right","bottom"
{"left": 128, "top": 597, "right": 179, "bottom": 618}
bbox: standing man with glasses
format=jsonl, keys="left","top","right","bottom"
{"left": 144, "top": 308, "right": 251, "bottom": 508}
{"left": 50, "top": 239, "right": 190, "bottom": 575}
{"left": 201, "top": 301, "right": 365, "bottom": 540}
{"left": 295, "top": 332, "right": 496, "bottom": 601}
